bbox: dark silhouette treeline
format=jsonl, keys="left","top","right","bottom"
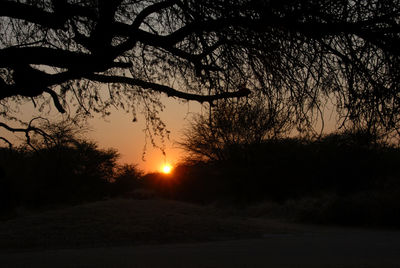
{"left": 0, "top": 141, "right": 141, "bottom": 218}
{"left": 148, "top": 135, "right": 400, "bottom": 203}
{"left": 2, "top": 131, "right": 400, "bottom": 227}
{"left": 142, "top": 133, "right": 400, "bottom": 227}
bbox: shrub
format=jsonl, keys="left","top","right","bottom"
{"left": 0, "top": 143, "right": 142, "bottom": 213}
{"left": 143, "top": 135, "right": 400, "bottom": 206}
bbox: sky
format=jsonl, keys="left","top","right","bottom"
{"left": 0, "top": 94, "right": 204, "bottom": 173}
{"left": 88, "top": 96, "right": 203, "bottom": 173}
{"left": 76, "top": 95, "right": 338, "bottom": 173}
{"left": 1, "top": 89, "right": 338, "bottom": 174}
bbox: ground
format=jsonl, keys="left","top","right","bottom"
{"left": 0, "top": 198, "right": 299, "bottom": 250}
{"left": 1, "top": 198, "right": 400, "bottom": 267}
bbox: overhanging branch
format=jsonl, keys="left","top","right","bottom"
{"left": 131, "top": 0, "right": 178, "bottom": 29}
{"left": 0, "top": 47, "right": 132, "bottom": 70}
{"left": 86, "top": 74, "right": 251, "bottom": 103}
{"left": 43, "top": 88, "right": 66, "bottom": 113}
{"left": 0, "top": 1, "right": 65, "bottom": 29}
{"left": 0, "top": 1, "right": 97, "bottom": 29}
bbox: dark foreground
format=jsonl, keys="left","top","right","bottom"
{"left": 1, "top": 227, "right": 400, "bottom": 268}
{"left": 1, "top": 199, "right": 400, "bottom": 267}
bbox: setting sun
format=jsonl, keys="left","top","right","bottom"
{"left": 162, "top": 164, "right": 172, "bottom": 174}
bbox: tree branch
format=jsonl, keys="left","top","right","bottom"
{"left": 43, "top": 88, "right": 65, "bottom": 113}
{"left": 0, "top": 0, "right": 65, "bottom": 29}
{"left": 131, "top": 0, "right": 179, "bottom": 29}
{"left": 0, "top": 47, "right": 132, "bottom": 70}
{"left": 86, "top": 74, "right": 251, "bottom": 103}
{"left": 0, "top": 137, "right": 12, "bottom": 149}
{"left": 0, "top": 118, "right": 52, "bottom": 151}
{"left": 0, "top": 1, "right": 97, "bottom": 29}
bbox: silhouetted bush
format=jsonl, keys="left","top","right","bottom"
{"left": 0, "top": 143, "right": 113, "bottom": 208}
{"left": 111, "top": 164, "right": 143, "bottom": 196}
{"left": 0, "top": 144, "right": 143, "bottom": 216}
{"left": 0, "top": 120, "right": 143, "bottom": 215}
{"left": 135, "top": 134, "right": 400, "bottom": 227}
{"left": 141, "top": 135, "right": 400, "bottom": 212}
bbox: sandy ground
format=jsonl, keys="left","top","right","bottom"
{"left": 1, "top": 228, "right": 400, "bottom": 268}
{"left": 0, "top": 199, "right": 299, "bottom": 250}
{"left": 1, "top": 199, "right": 400, "bottom": 267}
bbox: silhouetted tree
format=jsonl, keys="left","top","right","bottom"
{"left": 1, "top": 0, "right": 399, "bottom": 142}
{"left": 12, "top": 115, "right": 90, "bottom": 151}
{"left": 179, "top": 93, "right": 293, "bottom": 161}
{"left": 112, "top": 164, "right": 143, "bottom": 195}
{"left": 0, "top": 118, "right": 145, "bottom": 208}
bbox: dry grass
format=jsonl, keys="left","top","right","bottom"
{"left": 0, "top": 198, "right": 298, "bottom": 250}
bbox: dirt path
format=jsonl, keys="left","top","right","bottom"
{"left": 1, "top": 227, "right": 400, "bottom": 268}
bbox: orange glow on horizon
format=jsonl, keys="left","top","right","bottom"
{"left": 161, "top": 164, "right": 172, "bottom": 174}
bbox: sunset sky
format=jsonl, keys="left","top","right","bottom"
{"left": 1, "top": 93, "right": 340, "bottom": 173}
{"left": 0, "top": 94, "right": 204, "bottom": 173}
{"left": 89, "top": 96, "right": 203, "bottom": 173}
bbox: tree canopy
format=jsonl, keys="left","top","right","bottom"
{"left": 1, "top": 0, "right": 399, "bottom": 143}
{"left": 179, "top": 94, "right": 293, "bottom": 161}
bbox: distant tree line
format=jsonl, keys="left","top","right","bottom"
{"left": 144, "top": 132, "right": 400, "bottom": 227}
{"left": 0, "top": 119, "right": 141, "bottom": 217}
{"left": 2, "top": 115, "right": 400, "bottom": 227}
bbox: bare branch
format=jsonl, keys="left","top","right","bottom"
{"left": 0, "top": 137, "right": 12, "bottom": 149}
{"left": 0, "top": 1, "right": 97, "bottom": 29}
{"left": 86, "top": 74, "right": 250, "bottom": 103}
{"left": 0, "top": 118, "right": 50, "bottom": 151}
{"left": 43, "top": 88, "right": 65, "bottom": 113}
{"left": 0, "top": 0, "right": 65, "bottom": 29}
{"left": 0, "top": 47, "right": 132, "bottom": 70}
{"left": 131, "top": 0, "right": 179, "bottom": 29}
